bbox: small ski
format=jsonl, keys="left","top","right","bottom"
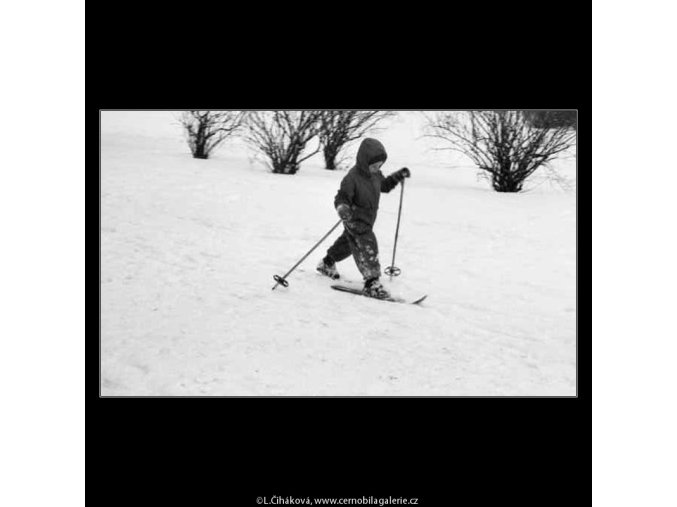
{"left": 331, "top": 284, "right": 428, "bottom": 305}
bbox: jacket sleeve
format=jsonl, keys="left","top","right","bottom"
{"left": 334, "top": 174, "right": 355, "bottom": 209}
{"left": 381, "top": 172, "right": 400, "bottom": 193}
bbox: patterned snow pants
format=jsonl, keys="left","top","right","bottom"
{"left": 327, "top": 225, "right": 381, "bottom": 281}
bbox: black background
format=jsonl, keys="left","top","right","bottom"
{"left": 89, "top": 3, "right": 589, "bottom": 504}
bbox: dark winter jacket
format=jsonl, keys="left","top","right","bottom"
{"left": 334, "top": 138, "right": 401, "bottom": 228}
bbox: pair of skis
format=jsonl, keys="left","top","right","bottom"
{"left": 329, "top": 281, "right": 427, "bottom": 305}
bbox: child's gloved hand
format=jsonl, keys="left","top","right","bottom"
{"left": 336, "top": 204, "right": 353, "bottom": 222}
{"left": 392, "top": 167, "right": 411, "bottom": 182}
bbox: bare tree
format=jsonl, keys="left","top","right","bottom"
{"left": 425, "top": 110, "right": 576, "bottom": 192}
{"left": 244, "top": 111, "right": 323, "bottom": 174}
{"left": 317, "top": 111, "right": 395, "bottom": 170}
{"left": 179, "top": 111, "right": 246, "bottom": 159}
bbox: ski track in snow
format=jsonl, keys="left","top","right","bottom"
{"left": 100, "top": 111, "right": 577, "bottom": 396}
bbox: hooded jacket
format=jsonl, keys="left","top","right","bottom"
{"left": 334, "top": 138, "right": 400, "bottom": 228}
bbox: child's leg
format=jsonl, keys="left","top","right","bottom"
{"left": 346, "top": 228, "right": 381, "bottom": 280}
{"left": 326, "top": 229, "right": 352, "bottom": 265}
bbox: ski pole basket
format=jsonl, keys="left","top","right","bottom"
{"left": 384, "top": 266, "right": 401, "bottom": 277}
{"left": 272, "top": 275, "right": 289, "bottom": 288}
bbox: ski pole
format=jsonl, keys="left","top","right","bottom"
{"left": 272, "top": 219, "right": 343, "bottom": 290}
{"left": 385, "top": 179, "right": 405, "bottom": 280}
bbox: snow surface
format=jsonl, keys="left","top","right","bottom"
{"left": 100, "top": 111, "right": 577, "bottom": 396}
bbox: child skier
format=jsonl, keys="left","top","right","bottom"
{"left": 316, "top": 137, "right": 411, "bottom": 299}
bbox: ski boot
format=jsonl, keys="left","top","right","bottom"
{"left": 363, "top": 278, "right": 391, "bottom": 299}
{"left": 316, "top": 258, "right": 340, "bottom": 280}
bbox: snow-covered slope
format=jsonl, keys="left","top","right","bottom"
{"left": 100, "top": 111, "right": 577, "bottom": 396}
